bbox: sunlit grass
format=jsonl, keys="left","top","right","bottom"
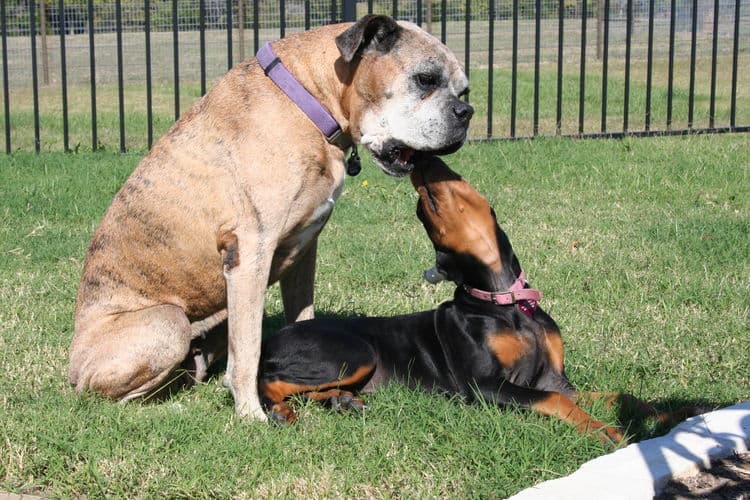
{"left": 1, "top": 135, "right": 748, "bottom": 497}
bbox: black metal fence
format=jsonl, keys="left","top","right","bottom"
{"left": 1, "top": 0, "right": 748, "bottom": 153}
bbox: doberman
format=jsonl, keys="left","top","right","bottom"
{"left": 257, "top": 157, "right": 679, "bottom": 443}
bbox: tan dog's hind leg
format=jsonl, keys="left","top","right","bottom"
{"left": 69, "top": 304, "right": 192, "bottom": 401}
{"left": 280, "top": 239, "right": 317, "bottom": 324}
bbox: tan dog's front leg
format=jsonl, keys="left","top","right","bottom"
{"left": 221, "top": 230, "right": 269, "bottom": 420}
{"left": 280, "top": 238, "right": 317, "bottom": 324}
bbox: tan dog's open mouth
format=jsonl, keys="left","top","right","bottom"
{"left": 370, "top": 139, "right": 467, "bottom": 178}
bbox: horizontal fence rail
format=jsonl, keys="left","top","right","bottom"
{"left": 0, "top": 0, "right": 748, "bottom": 153}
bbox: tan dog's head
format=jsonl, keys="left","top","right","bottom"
{"left": 336, "top": 15, "right": 473, "bottom": 177}
{"left": 410, "top": 157, "right": 521, "bottom": 292}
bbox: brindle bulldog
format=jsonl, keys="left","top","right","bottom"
{"left": 69, "top": 15, "right": 473, "bottom": 419}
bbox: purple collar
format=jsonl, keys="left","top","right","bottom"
{"left": 256, "top": 42, "right": 351, "bottom": 150}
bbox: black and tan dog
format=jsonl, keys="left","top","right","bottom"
{"left": 258, "top": 158, "right": 696, "bottom": 442}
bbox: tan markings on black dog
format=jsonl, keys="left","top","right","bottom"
{"left": 543, "top": 329, "right": 565, "bottom": 373}
{"left": 411, "top": 165, "right": 501, "bottom": 272}
{"left": 260, "top": 364, "right": 375, "bottom": 403}
{"left": 532, "top": 393, "right": 624, "bottom": 442}
{"left": 487, "top": 330, "right": 529, "bottom": 367}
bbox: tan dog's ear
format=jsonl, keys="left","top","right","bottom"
{"left": 335, "top": 15, "right": 402, "bottom": 63}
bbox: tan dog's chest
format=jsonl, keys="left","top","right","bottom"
{"left": 271, "top": 175, "right": 345, "bottom": 281}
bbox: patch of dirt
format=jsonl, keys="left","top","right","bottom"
{"left": 656, "top": 452, "right": 750, "bottom": 499}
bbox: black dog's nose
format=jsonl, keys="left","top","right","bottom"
{"left": 453, "top": 101, "right": 474, "bottom": 122}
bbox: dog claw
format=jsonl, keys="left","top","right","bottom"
{"left": 348, "top": 399, "right": 367, "bottom": 413}
{"left": 324, "top": 391, "right": 366, "bottom": 413}
{"left": 600, "top": 426, "right": 626, "bottom": 446}
{"left": 268, "top": 403, "right": 296, "bottom": 425}
{"left": 329, "top": 396, "right": 341, "bottom": 411}
{"left": 339, "top": 393, "right": 366, "bottom": 413}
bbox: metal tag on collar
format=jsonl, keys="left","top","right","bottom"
{"left": 346, "top": 145, "right": 362, "bottom": 177}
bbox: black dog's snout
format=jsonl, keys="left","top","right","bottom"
{"left": 452, "top": 101, "right": 474, "bottom": 122}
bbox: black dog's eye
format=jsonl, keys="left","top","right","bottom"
{"left": 415, "top": 72, "right": 441, "bottom": 91}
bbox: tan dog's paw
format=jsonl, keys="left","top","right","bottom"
{"left": 236, "top": 401, "right": 269, "bottom": 421}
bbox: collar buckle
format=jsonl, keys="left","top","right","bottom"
{"left": 492, "top": 291, "right": 514, "bottom": 306}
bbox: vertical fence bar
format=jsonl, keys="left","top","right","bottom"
{"left": 533, "top": 0, "right": 541, "bottom": 135}
{"left": 392, "top": 0, "right": 398, "bottom": 18}
{"left": 708, "top": 0, "right": 719, "bottom": 129}
{"left": 417, "top": 0, "right": 423, "bottom": 26}
{"left": 645, "top": 0, "right": 654, "bottom": 131}
{"left": 280, "top": 0, "right": 286, "bottom": 38}
{"left": 253, "top": 0, "right": 259, "bottom": 52}
{"left": 305, "top": 1, "right": 311, "bottom": 30}
{"left": 199, "top": 0, "right": 206, "bottom": 95}
{"left": 115, "top": 0, "right": 125, "bottom": 152}
{"left": 623, "top": 0, "right": 632, "bottom": 132}
{"left": 600, "top": 0, "right": 610, "bottom": 133}
{"left": 487, "top": 0, "right": 494, "bottom": 139}
{"left": 226, "top": 0, "right": 233, "bottom": 69}
{"left": 87, "top": 0, "right": 97, "bottom": 149}
{"left": 238, "top": 0, "right": 245, "bottom": 61}
{"left": 368, "top": 0, "right": 374, "bottom": 15}
{"left": 30, "top": 0, "right": 40, "bottom": 152}
{"left": 464, "top": 0, "right": 470, "bottom": 98}
{"left": 667, "top": 0, "right": 675, "bottom": 129}
{"left": 578, "top": 0, "right": 587, "bottom": 134}
{"left": 173, "top": 0, "right": 180, "bottom": 120}
{"left": 1, "top": 0, "right": 9, "bottom": 153}
{"left": 330, "top": 0, "right": 337, "bottom": 23}
{"left": 341, "top": 0, "right": 357, "bottom": 22}
{"left": 440, "top": 0, "right": 447, "bottom": 44}
{"left": 556, "top": 0, "right": 564, "bottom": 135}
{"left": 343, "top": 0, "right": 356, "bottom": 21}
{"left": 40, "top": 0, "right": 48, "bottom": 86}
{"left": 58, "top": 0, "right": 69, "bottom": 151}
{"left": 730, "top": 0, "right": 740, "bottom": 128}
{"left": 511, "top": 0, "right": 518, "bottom": 137}
{"left": 688, "top": 0, "right": 697, "bottom": 128}
{"left": 146, "top": 0, "right": 154, "bottom": 148}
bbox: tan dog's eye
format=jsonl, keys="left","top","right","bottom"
{"left": 415, "top": 72, "right": 440, "bottom": 91}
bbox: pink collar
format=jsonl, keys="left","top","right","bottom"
{"left": 463, "top": 271, "right": 541, "bottom": 317}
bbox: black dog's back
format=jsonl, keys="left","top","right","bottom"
{"left": 259, "top": 310, "right": 461, "bottom": 403}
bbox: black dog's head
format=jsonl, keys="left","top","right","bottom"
{"left": 410, "top": 157, "right": 521, "bottom": 292}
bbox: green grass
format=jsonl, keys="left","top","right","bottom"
{"left": 1, "top": 135, "right": 749, "bottom": 497}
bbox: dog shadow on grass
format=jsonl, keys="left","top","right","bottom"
{"left": 614, "top": 395, "right": 732, "bottom": 443}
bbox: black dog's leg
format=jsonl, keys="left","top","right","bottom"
{"left": 258, "top": 325, "right": 376, "bottom": 423}
{"left": 471, "top": 378, "right": 625, "bottom": 444}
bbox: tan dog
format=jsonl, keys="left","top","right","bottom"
{"left": 69, "top": 15, "right": 473, "bottom": 419}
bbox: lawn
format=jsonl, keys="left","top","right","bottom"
{"left": 0, "top": 135, "right": 748, "bottom": 497}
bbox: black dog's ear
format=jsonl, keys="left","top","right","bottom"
{"left": 335, "top": 15, "right": 402, "bottom": 63}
